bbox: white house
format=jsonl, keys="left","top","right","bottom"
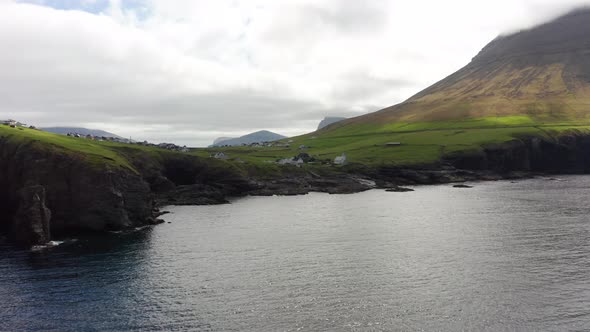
{"left": 1, "top": 119, "right": 17, "bottom": 126}
{"left": 278, "top": 157, "right": 304, "bottom": 166}
{"left": 213, "top": 152, "right": 229, "bottom": 160}
{"left": 334, "top": 153, "right": 347, "bottom": 165}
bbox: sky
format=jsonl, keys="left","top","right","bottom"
{"left": 1, "top": 0, "right": 589, "bottom": 146}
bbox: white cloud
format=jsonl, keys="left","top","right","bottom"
{"left": 0, "top": 0, "right": 589, "bottom": 146}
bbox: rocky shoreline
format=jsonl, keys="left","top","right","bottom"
{"left": 154, "top": 167, "right": 538, "bottom": 206}
{"left": 152, "top": 132, "right": 590, "bottom": 206}
{"left": 3, "top": 133, "right": 590, "bottom": 248}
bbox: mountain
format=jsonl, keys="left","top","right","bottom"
{"left": 317, "top": 117, "right": 347, "bottom": 130}
{"left": 289, "top": 8, "right": 590, "bottom": 166}
{"left": 211, "top": 130, "right": 286, "bottom": 147}
{"left": 42, "top": 127, "right": 122, "bottom": 138}
{"left": 329, "top": 8, "right": 590, "bottom": 129}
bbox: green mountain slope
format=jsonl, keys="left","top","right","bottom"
{"left": 272, "top": 8, "right": 590, "bottom": 165}
{"left": 335, "top": 8, "right": 590, "bottom": 128}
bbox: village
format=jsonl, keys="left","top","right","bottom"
{"left": 2, "top": 119, "right": 36, "bottom": 129}
{"left": 3, "top": 118, "right": 401, "bottom": 166}
{"left": 212, "top": 141, "right": 350, "bottom": 167}
{"left": 1, "top": 119, "right": 190, "bottom": 153}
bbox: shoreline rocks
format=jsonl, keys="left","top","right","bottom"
{"left": 386, "top": 186, "right": 415, "bottom": 192}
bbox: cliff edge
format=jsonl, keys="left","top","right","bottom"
{"left": 0, "top": 136, "right": 156, "bottom": 246}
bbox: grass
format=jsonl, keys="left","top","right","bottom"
{"left": 5, "top": 115, "right": 590, "bottom": 178}
{"left": 0, "top": 125, "right": 297, "bottom": 178}
{"left": 200, "top": 116, "right": 590, "bottom": 167}
{"left": 0, "top": 125, "right": 139, "bottom": 171}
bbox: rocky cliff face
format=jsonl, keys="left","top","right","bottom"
{"left": 444, "top": 134, "right": 590, "bottom": 173}
{"left": 370, "top": 133, "right": 590, "bottom": 185}
{"left": 0, "top": 138, "right": 156, "bottom": 246}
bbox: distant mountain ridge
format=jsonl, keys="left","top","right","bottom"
{"left": 213, "top": 137, "right": 233, "bottom": 145}
{"left": 211, "top": 130, "right": 286, "bottom": 147}
{"left": 317, "top": 117, "right": 347, "bottom": 130}
{"left": 42, "top": 127, "right": 121, "bottom": 138}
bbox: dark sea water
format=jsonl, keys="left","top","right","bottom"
{"left": 2, "top": 176, "right": 590, "bottom": 331}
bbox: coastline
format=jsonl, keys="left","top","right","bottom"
{"left": 3, "top": 131, "right": 590, "bottom": 247}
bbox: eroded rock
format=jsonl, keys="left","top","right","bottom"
{"left": 12, "top": 185, "right": 51, "bottom": 247}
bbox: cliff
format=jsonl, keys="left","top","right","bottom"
{"left": 444, "top": 133, "right": 590, "bottom": 173}
{"left": 0, "top": 126, "right": 253, "bottom": 247}
{"left": 0, "top": 136, "right": 156, "bottom": 246}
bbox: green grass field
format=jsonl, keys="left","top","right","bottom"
{"left": 4, "top": 116, "right": 590, "bottom": 176}
{"left": 0, "top": 125, "right": 293, "bottom": 177}
{"left": 0, "top": 125, "right": 141, "bottom": 170}
{"left": 204, "top": 116, "right": 590, "bottom": 167}
{"left": 0, "top": 125, "right": 221, "bottom": 174}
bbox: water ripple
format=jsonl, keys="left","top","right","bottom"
{"left": 2, "top": 176, "right": 590, "bottom": 331}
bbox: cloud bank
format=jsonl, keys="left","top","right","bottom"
{"left": 1, "top": 0, "right": 589, "bottom": 146}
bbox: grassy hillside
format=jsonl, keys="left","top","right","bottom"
{"left": 0, "top": 125, "right": 305, "bottom": 178}
{"left": 0, "top": 125, "right": 137, "bottom": 170}
{"left": 0, "top": 125, "right": 245, "bottom": 176}
{"left": 5, "top": 118, "right": 590, "bottom": 177}
{"left": 203, "top": 117, "right": 590, "bottom": 167}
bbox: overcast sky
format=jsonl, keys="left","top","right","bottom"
{"left": 1, "top": 0, "right": 589, "bottom": 146}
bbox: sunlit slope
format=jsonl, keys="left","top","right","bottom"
{"left": 328, "top": 8, "right": 590, "bottom": 129}
{"left": 0, "top": 126, "right": 248, "bottom": 177}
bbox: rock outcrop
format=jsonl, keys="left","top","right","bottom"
{"left": 12, "top": 185, "right": 51, "bottom": 246}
